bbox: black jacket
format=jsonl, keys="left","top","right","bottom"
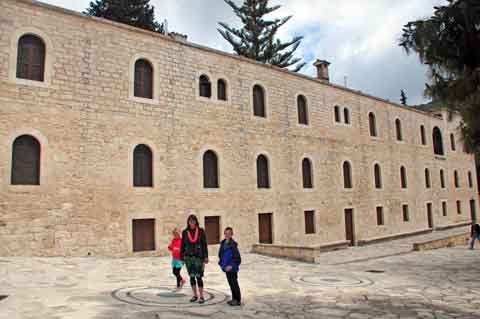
{"left": 181, "top": 227, "right": 208, "bottom": 259}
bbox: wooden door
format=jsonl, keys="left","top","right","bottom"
{"left": 427, "top": 203, "right": 433, "bottom": 229}
{"left": 258, "top": 213, "right": 273, "bottom": 244}
{"left": 205, "top": 216, "right": 220, "bottom": 245}
{"left": 344, "top": 209, "right": 354, "bottom": 246}
{"left": 470, "top": 200, "right": 477, "bottom": 222}
{"left": 132, "top": 219, "right": 155, "bottom": 252}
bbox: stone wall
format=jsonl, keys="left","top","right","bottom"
{"left": 0, "top": 0, "right": 478, "bottom": 256}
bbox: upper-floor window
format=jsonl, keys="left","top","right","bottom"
{"left": 425, "top": 168, "right": 431, "bottom": 188}
{"left": 217, "top": 79, "right": 227, "bottom": 101}
{"left": 134, "top": 59, "right": 153, "bottom": 99}
{"left": 369, "top": 112, "right": 377, "bottom": 137}
{"left": 203, "top": 150, "right": 219, "bottom": 188}
{"left": 17, "top": 34, "right": 45, "bottom": 82}
{"left": 454, "top": 170, "right": 460, "bottom": 188}
{"left": 400, "top": 166, "right": 408, "bottom": 189}
{"left": 133, "top": 144, "right": 153, "bottom": 187}
{"left": 11, "top": 135, "right": 41, "bottom": 185}
{"left": 343, "top": 161, "right": 353, "bottom": 189}
{"left": 343, "top": 108, "right": 350, "bottom": 124}
{"left": 468, "top": 171, "right": 473, "bottom": 188}
{"left": 199, "top": 75, "right": 212, "bottom": 98}
{"left": 253, "top": 85, "right": 266, "bottom": 117}
{"left": 334, "top": 106, "right": 341, "bottom": 123}
{"left": 374, "top": 163, "right": 382, "bottom": 189}
{"left": 432, "top": 127, "right": 444, "bottom": 155}
{"left": 302, "top": 158, "right": 313, "bottom": 189}
{"left": 450, "top": 133, "right": 456, "bottom": 151}
{"left": 440, "top": 169, "right": 446, "bottom": 189}
{"left": 395, "top": 119, "right": 403, "bottom": 141}
{"left": 297, "top": 95, "right": 308, "bottom": 125}
{"left": 420, "top": 125, "right": 426, "bottom": 145}
{"left": 257, "top": 154, "right": 270, "bottom": 188}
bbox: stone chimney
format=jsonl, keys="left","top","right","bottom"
{"left": 313, "top": 59, "right": 331, "bottom": 82}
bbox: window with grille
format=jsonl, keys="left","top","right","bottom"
{"left": 134, "top": 59, "right": 153, "bottom": 99}
{"left": 17, "top": 34, "right": 45, "bottom": 82}
{"left": 11, "top": 135, "right": 41, "bottom": 185}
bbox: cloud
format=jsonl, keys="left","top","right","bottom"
{"left": 41, "top": 0, "right": 445, "bottom": 105}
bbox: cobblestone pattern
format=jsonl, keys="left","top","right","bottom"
{"left": 1, "top": 244, "right": 480, "bottom": 318}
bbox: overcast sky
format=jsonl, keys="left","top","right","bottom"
{"left": 42, "top": 0, "right": 445, "bottom": 105}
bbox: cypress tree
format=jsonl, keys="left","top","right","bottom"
{"left": 400, "top": 90, "right": 407, "bottom": 105}
{"left": 218, "top": 0, "right": 305, "bottom": 72}
{"left": 85, "top": 0, "right": 166, "bottom": 34}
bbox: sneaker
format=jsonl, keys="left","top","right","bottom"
{"left": 198, "top": 297, "right": 205, "bottom": 304}
{"left": 190, "top": 296, "right": 198, "bottom": 303}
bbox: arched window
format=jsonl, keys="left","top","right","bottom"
{"left": 454, "top": 170, "right": 459, "bottom": 188}
{"left": 334, "top": 106, "right": 341, "bottom": 123}
{"left": 374, "top": 163, "right": 382, "bottom": 189}
{"left": 17, "top": 34, "right": 46, "bottom": 82}
{"left": 297, "top": 95, "right": 308, "bottom": 125}
{"left": 450, "top": 133, "right": 456, "bottom": 151}
{"left": 199, "top": 75, "right": 211, "bottom": 98}
{"left": 302, "top": 158, "right": 313, "bottom": 188}
{"left": 432, "top": 127, "right": 444, "bottom": 155}
{"left": 217, "top": 79, "right": 227, "bottom": 101}
{"left": 203, "top": 150, "right": 219, "bottom": 188}
{"left": 253, "top": 85, "right": 266, "bottom": 117}
{"left": 425, "top": 168, "right": 431, "bottom": 188}
{"left": 11, "top": 135, "right": 41, "bottom": 185}
{"left": 257, "top": 154, "right": 270, "bottom": 188}
{"left": 343, "top": 161, "right": 353, "bottom": 189}
{"left": 440, "top": 169, "right": 446, "bottom": 188}
{"left": 468, "top": 171, "right": 473, "bottom": 188}
{"left": 400, "top": 166, "right": 407, "bottom": 189}
{"left": 133, "top": 144, "right": 153, "bottom": 187}
{"left": 343, "top": 108, "right": 350, "bottom": 124}
{"left": 420, "top": 125, "right": 426, "bottom": 145}
{"left": 369, "top": 112, "right": 377, "bottom": 137}
{"left": 134, "top": 59, "right": 153, "bottom": 99}
{"left": 395, "top": 119, "right": 403, "bottom": 141}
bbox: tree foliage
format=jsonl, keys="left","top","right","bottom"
{"left": 400, "top": 0, "right": 480, "bottom": 156}
{"left": 85, "top": 0, "right": 166, "bottom": 34}
{"left": 400, "top": 89, "right": 407, "bottom": 105}
{"left": 218, "top": 0, "right": 305, "bottom": 72}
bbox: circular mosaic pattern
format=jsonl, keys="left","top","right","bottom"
{"left": 111, "top": 286, "right": 228, "bottom": 308}
{"left": 291, "top": 274, "right": 374, "bottom": 287}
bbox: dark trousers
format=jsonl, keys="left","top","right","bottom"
{"left": 172, "top": 267, "right": 182, "bottom": 287}
{"left": 226, "top": 271, "right": 241, "bottom": 302}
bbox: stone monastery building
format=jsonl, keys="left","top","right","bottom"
{"left": 0, "top": 0, "right": 478, "bottom": 257}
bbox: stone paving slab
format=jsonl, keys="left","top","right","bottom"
{"left": 1, "top": 232, "right": 479, "bottom": 319}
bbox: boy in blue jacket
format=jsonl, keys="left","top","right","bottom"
{"left": 218, "top": 227, "right": 242, "bottom": 306}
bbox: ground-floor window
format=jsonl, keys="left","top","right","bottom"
{"left": 376, "top": 206, "right": 384, "bottom": 226}
{"left": 258, "top": 213, "right": 273, "bottom": 244}
{"left": 402, "top": 204, "right": 410, "bottom": 222}
{"left": 304, "top": 210, "right": 316, "bottom": 234}
{"left": 132, "top": 219, "right": 155, "bottom": 252}
{"left": 205, "top": 216, "right": 221, "bottom": 245}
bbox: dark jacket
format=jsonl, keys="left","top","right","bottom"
{"left": 218, "top": 239, "right": 241, "bottom": 273}
{"left": 472, "top": 224, "right": 480, "bottom": 237}
{"left": 181, "top": 227, "right": 208, "bottom": 260}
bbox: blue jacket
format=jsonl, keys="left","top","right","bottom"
{"left": 218, "top": 239, "right": 241, "bottom": 273}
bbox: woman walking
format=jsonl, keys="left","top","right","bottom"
{"left": 181, "top": 215, "right": 209, "bottom": 304}
{"left": 470, "top": 223, "right": 480, "bottom": 250}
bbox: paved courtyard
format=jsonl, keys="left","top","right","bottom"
{"left": 1, "top": 236, "right": 479, "bottom": 318}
